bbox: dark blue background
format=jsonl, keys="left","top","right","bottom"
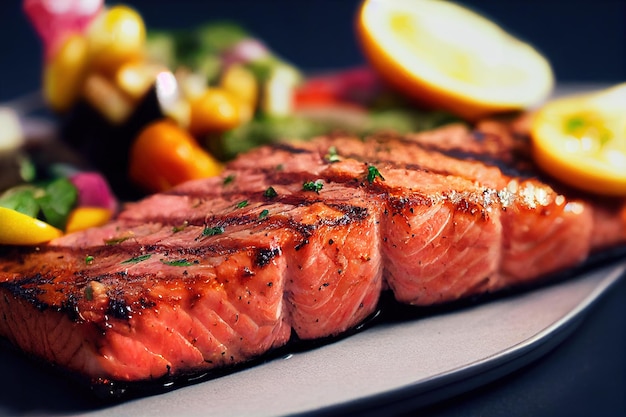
{"left": 1, "top": 0, "right": 625, "bottom": 102}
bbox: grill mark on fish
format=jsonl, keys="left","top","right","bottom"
{"left": 254, "top": 248, "right": 281, "bottom": 267}
{"left": 421, "top": 147, "right": 535, "bottom": 179}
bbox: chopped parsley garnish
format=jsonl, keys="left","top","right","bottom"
{"left": 105, "top": 236, "right": 131, "bottom": 245}
{"left": 259, "top": 209, "right": 270, "bottom": 219}
{"left": 276, "top": 164, "right": 284, "bottom": 171}
{"left": 85, "top": 255, "right": 94, "bottom": 265}
{"left": 303, "top": 180, "right": 323, "bottom": 193}
{"left": 367, "top": 165, "right": 385, "bottom": 183}
{"left": 121, "top": 254, "right": 152, "bottom": 264}
{"left": 84, "top": 285, "right": 94, "bottom": 301}
{"left": 202, "top": 225, "right": 225, "bottom": 236}
{"left": 223, "top": 174, "right": 235, "bottom": 185}
{"left": 264, "top": 186, "right": 278, "bottom": 198}
{"left": 160, "top": 258, "right": 195, "bottom": 267}
{"left": 325, "top": 146, "right": 341, "bottom": 163}
{"left": 236, "top": 200, "right": 249, "bottom": 209}
{"left": 172, "top": 221, "right": 189, "bottom": 233}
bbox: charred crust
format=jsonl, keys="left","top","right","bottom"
{"left": 327, "top": 204, "right": 369, "bottom": 225}
{"left": 387, "top": 195, "right": 431, "bottom": 214}
{"left": 138, "top": 296, "right": 156, "bottom": 309}
{"left": 272, "top": 142, "right": 315, "bottom": 155}
{"left": 61, "top": 293, "right": 81, "bottom": 321}
{"left": 107, "top": 297, "right": 131, "bottom": 320}
{"left": 294, "top": 239, "right": 309, "bottom": 251}
{"left": 0, "top": 274, "right": 49, "bottom": 311}
{"left": 254, "top": 248, "right": 281, "bottom": 267}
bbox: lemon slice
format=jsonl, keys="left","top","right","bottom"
{"left": 356, "top": 0, "right": 554, "bottom": 120}
{"left": 0, "top": 207, "right": 63, "bottom": 245}
{"left": 531, "top": 83, "right": 626, "bottom": 196}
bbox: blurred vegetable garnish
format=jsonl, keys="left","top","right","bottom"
{"left": 34, "top": 0, "right": 626, "bottom": 205}
{"left": 0, "top": 207, "right": 63, "bottom": 245}
{"left": 0, "top": 156, "right": 114, "bottom": 246}
{"left": 1, "top": 177, "right": 78, "bottom": 230}
{"left": 22, "top": 0, "right": 469, "bottom": 198}
{"left": 129, "top": 119, "right": 223, "bottom": 193}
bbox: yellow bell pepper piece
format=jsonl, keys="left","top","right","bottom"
{"left": 65, "top": 207, "right": 113, "bottom": 234}
{"left": 220, "top": 65, "right": 258, "bottom": 123}
{"left": 189, "top": 88, "right": 242, "bottom": 137}
{"left": 43, "top": 33, "right": 89, "bottom": 113}
{"left": 87, "top": 5, "right": 147, "bottom": 73}
{"left": 0, "top": 207, "right": 63, "bottom": 245}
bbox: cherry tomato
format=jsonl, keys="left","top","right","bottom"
{"left": 129, "top": 119, "right": 223, "bottom": 192}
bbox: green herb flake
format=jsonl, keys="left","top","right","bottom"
{"left": 85, "top": 255, "right": 95, "bottom": 265}
{"left": 223, "top": 174, "right": 235, "bottom": 185}
{"left": 161, "top": 258, "right": 194, "bottom": 267}
{"left": 263, "top": 186, "right": 278, "bottom": 198}
{"left": 121, "top": 254, "right": 152, "bottom": 265}
{"left": 367, "top": 165, "right": 385, "bottom": 184}
{"left": 302, "top": 180, "right": 323, "bottom": 193}
{"left": 105, "top": 236, "right": 131, "bottom": 245}
{"left": 84, "top": 285, "right": 94, "bottom": 301}
{"left": 202, "top": 225, "right": 225, "bottom": 237}
{"left": 276, "top": 164, "right": 284, "bottom": 171}
{"left": 325, "top": 146, "right": 341, "bottom": 163}
{"left": 172, "top": 221, "right": 189, "bottom": 233}
{"left": 259, "top": 209, "right": 270, "bottom": 219}
{"left": 236, "top": 200, "right": 249, "bottom": 209}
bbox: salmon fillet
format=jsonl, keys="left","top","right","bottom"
{"left": 0, "top": 119, "right": 624, "bottom": 393}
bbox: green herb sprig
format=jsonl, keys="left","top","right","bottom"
{"left": 121, "top": 254, "right": 152, "bottom": 264}
{"left": 367, "top": 165, "right": 385, "bottom": 184}
{"left": 303, "top": 180, "right": 323, "bottom": 193}
{"left": 264, "top": 187, "right": 278, "bottom": 198}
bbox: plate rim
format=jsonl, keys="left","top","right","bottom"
{"left": 290, "top": 261, "right": 626, "bottom": 417}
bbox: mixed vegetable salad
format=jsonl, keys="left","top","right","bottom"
{"left": 1, "top": 0, "right": 624, "bottom": 246}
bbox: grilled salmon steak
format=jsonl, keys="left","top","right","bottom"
{"left": 0, "top": 119, "right": 624, "bottom": 393}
